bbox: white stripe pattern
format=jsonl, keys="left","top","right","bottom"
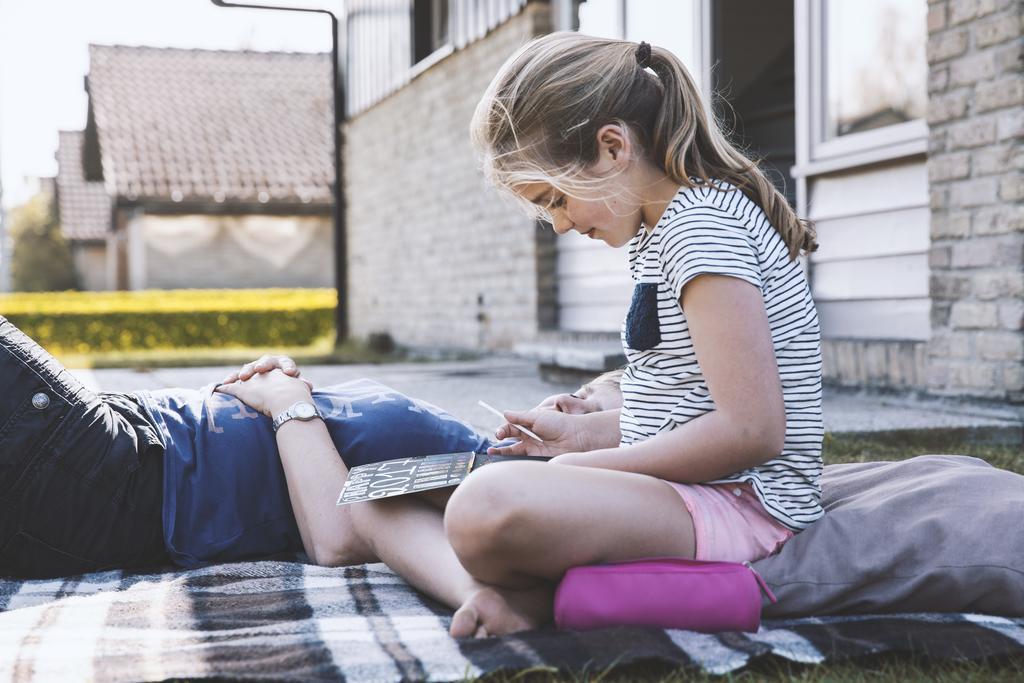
{"left": 620, "top": 181, "right": 824, "bottom": 531}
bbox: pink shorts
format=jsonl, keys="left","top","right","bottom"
{"left": 662, "top": 481, "right": 794, "bottom": 563}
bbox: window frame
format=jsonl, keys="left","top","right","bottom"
{"left": 793, "top": 0, "right": 928, "bottom": 180}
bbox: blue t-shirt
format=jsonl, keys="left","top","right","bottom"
{"left": 135, "top": 378, "right": 493, "bottom": 567}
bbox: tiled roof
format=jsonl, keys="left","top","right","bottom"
{"left": 55, "top": 130, "right": 111, "bottom": 241}
{"left": 87, "top": 45, "right": 333, "bottom": 206}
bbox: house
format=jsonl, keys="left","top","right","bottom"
{"left": 64, "top": 44, "right": 336, "bottom": 290}
{"left": 339, "top": 0, "right": 1023, "bottom": 405}
{"left": 55, "top": 130, "right": 110, "bottom": 291}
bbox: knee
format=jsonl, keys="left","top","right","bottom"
{"left": 443, "top": 462, "right": 529, "bottom": 562}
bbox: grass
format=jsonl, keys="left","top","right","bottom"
{"left": 822, "top": 433, "right": 1023, "bottom": 474}
{"left": 474, "top": 653, "right": 1024, "bottom": 682}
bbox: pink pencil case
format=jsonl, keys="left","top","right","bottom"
{"left": 553, "top": 557, "right": 778, "bottom": 633}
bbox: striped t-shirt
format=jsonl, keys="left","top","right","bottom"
{"left": 619, "top": 180, "right": 824, "bottom": 531}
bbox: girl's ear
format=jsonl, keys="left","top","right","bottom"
{"left": 595, "top": 123, "right": 631, "bottom": 167}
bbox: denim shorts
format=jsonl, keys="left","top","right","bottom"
{"left": 0, "top": 316, "right": 167, "bottom": 578}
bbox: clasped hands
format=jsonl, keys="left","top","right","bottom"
{"left": 214, "top": 354, "right": 313, "bottom": 418}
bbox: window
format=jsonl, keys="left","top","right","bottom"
{"left": 412, "top": 0, "right": 449, "bottom": 65}
{"left": 806, "top": 0, "right": 929, "bottom": 166}
{"left": 824, "top": 0, "right": 927, "bottom": 140}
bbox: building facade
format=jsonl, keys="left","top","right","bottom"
{"left": 341, "top": 0, "right": 1022, "bottom": 403}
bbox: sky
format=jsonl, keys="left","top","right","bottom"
{"left": 0, "top": 0, "right": 337, "bottom": 211}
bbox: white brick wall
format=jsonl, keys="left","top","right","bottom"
{"left": 926, "top": 0, "right": 1024, "bottom": 402}
{"left": 344, "top": 4, "right": 550, "bottom": 351}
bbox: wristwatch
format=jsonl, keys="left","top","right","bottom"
{"left": 272, "top": 400, "right": 322, "bottom": 432}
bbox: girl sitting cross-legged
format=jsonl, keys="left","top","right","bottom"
{"left": 429, "top": 30, "right": 824, "bottom": 637}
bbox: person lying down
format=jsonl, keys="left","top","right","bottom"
{"left": 2, "top": 315, "right": 619, "bottom": 637}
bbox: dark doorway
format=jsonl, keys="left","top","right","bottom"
{"left": 711, "top": 0, "right": 796, "bottom": 206}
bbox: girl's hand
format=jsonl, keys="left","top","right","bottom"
{"left": 220, "top": 354, "right": 312, "bottom": 390}
{"left": 215, "top": 369, "right": 313, "bottom": 419}
{"left": 487, "top": 409, "right": 587, "bottom": 457}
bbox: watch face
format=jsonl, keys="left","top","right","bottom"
{"left": 295, "top": 402, "right": 317, "bottom": 419}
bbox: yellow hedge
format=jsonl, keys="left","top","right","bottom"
{"left": 0, "top": 289, "right": 336, "bottom": 353}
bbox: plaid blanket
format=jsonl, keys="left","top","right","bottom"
{"left": 2, "top": 560, "right": 1023, "bottom": 681}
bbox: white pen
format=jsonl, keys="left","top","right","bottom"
{"left": 477, "top": 400, "right": 544, "bottom": 443}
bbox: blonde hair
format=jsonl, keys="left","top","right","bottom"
{"left": 471, "top": 32, "right": 817, "bottom": 260}
{"left": 577, "top": 367, "right": 625, "bottom": 398}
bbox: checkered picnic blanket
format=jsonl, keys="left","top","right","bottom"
{"left": 2, "top": 560, "right": 1023, "bottom": 681}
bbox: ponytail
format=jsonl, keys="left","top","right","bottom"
{"left": 646, "top": 46, "right": 817, "bottom": 259}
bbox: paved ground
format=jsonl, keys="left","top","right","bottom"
{"left": 70, "top": 357, "right": 1024, "bottom": 443}
{"left": 70, "top": 357, "right": 580, "bottom": 436}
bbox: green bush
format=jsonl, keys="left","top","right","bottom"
{"left": 9, "top": 193, "right": 77, "bottom": 292}
{"left": 0, "top": 289, "right": 336, "bottom": 353}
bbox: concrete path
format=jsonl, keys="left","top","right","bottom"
{"left": 70, "top": 357, "right": 580, "bottom": 436}
{"left": 70, "top": 357, "right": 1024, "bottom": 443}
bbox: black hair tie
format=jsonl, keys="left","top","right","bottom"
{"left": 635, "top": 41, "right": 652, "bottom": 69}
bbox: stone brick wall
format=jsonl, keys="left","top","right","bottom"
{"left": 344, "top": 3, "right": 551, "bottom": 350}
{"left": 926, "top": 0, "right": 1023, "bottom": 402}
{"left": 822, "top": 340, "right": 928, "bottom": 390}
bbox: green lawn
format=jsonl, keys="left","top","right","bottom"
{"left": 480, "top": 653, "right": 1024, "bottom": 682}
{"left": 823, "top": 433, "right": 1023, "bottom": 474}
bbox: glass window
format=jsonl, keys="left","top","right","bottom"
{"left": 412, "top": 0, "right": 449, "bottom": 64}
{"left": 824, "top": 0, "right": 927, "bottom": 139}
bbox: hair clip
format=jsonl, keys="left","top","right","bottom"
{"left": 560, "top": 117, "right": 591, "bottom": 140}
{"left": 635, "top": 41, "right": 652, "bottom": 69}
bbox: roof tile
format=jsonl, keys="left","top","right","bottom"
{"left": 55, "top": 130, "right": 111, "bottom": 241}
{"left": 87, "top": 45, "right": 334, "bottom": 206}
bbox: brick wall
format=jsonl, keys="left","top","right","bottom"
{"left": 344, "top": 3, "right": 551, "bottom": 350}
{"left": 926, "top": 0, "right": 1023, "bottom": 402}
{"left": 822, "top": 340, "right": 929, "bottom": 390}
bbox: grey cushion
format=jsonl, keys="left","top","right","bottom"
{"left": 752, "top": 454, "right": 1024, "bottom": 617}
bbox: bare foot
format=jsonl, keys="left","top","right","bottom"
{"left": 449, "top": 584, "right": 554, "bottom": 639}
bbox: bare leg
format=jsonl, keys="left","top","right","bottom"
{"left": 348, "top": 493, "right": 552, "bottom": 638}
{"left": 443, "top": 461, "right": 696, "bottom": 636}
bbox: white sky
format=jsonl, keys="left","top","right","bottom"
{"left": 0, "top": 0, "right": 338, "bottom": 210}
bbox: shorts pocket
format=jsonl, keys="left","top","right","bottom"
{"left": 624, "top": 282, "right": 662, "bottom": 351}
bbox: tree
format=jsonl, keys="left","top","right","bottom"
{"left": 9, "top": 191, "right": 78, "bottom": 291}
